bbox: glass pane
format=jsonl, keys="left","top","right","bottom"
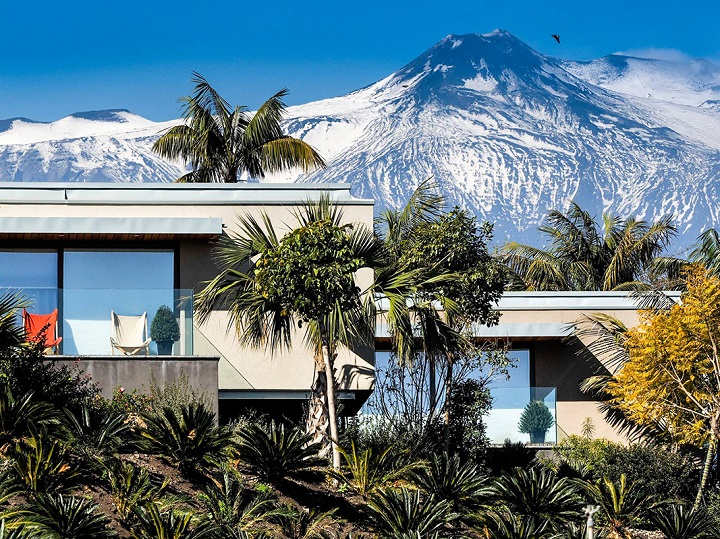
{"left": 63, "top": 250, "right": 175, "bottom": 355}
{"left": 0, "top": 250, "right": 58, "bottom": 313}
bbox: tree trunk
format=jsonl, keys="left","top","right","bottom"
{"left": 694, "top": 424, "right": 717, "bottom": 510}
{"left": 305, "top": 370, "right": 330, "bottom": 458}
{"left": 321, "top": 338, "right": 341, "bottom": 471}
{"left": 444, "top": 358, "right": 454, "bottom": 452}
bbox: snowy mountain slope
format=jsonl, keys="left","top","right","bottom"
{"left": 283, "top": 31, "right": 720, "bottom": 243}
{"left": 0, "top": 110, "right": 183, "bottom": 182}
{"left": 1, "top": 30, "right": 720, "bottom": 245}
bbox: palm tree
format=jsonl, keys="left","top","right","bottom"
{"left": 194, "top": 197, "right": 420, "bottom": 470}
{"left": 0, "top": 291, "right": 28, "bottom": 351}
{"left": 153, "top": 72, "right": 325, "bottom": 183}
{"left": 501, "top": 202, "right": 676, "bottom": 290}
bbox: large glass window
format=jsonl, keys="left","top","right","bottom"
{"left": 62, "top": 250, "right": 175, "bottom": 355}
{"left": 0, "top": 250, "right": 58, "bottom": 313}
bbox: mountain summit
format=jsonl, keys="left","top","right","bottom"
{"left": 1, "top": 31, "right": 720, "bottom": 244}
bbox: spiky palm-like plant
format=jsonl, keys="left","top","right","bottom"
{"left": 10, "top": 434, "right": 80, "bottom": 494}
{"left": 479, "top": 512, "right": 554, "bottom": 539}
{"left": 131, "top": 503, "right": 211, "bottom": 539}
{"left": 328, "top": 442, "right": 419, "bottom": 498}
{"left": 62, "top": 406, "right": 130, "bottom": 458}
{"left": 272, "top": 507, "right": 337, "bottom": 539}
{"left": 21, "top": 494, "right": 116, "bottom": 538}
{"left": 367, "top": 488, "right": 456, "bottom": 537}
{"left": 141, "top": 402, "right": 230, "bottom": 478}
{"left": 501, "top": 202, "right": 676, "bottom": 291}
{"left": 0, "top": 292, "right": 28, "bottom": 352}
{"left": 651, "top": 504, "right": 717, "bottom": 539}
{"left": 153, "top": 72, "right": 325, "bottom": 183}
{"left": 234, "top": 420, "right": 323, "bottom": 483}
{"left": 0, "top": 386, "right": 57, "bottom": 446}
{"left": 196, "top": 471, "right": 280, "bottom": 535}
{"left": 103, "top": 459, "right": 168, "bottom": 522}
{"left": 581, "top": 474, "right": 659, "bottom": 537}
{"left": 491, "top": 467, "right": 583, "bottom": 530}
{"left": 409, "top": 452, "right": 492, "bottom": 515}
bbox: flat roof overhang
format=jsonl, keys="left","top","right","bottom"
{"left": 0, "top": 216, "right": 223, "bottom": 240}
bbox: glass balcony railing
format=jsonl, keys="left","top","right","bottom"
{"left": 485, "top": 386, "right": 557, "bottom": 445}
{"left": 1, "top": 287, "right": 194, "bottom": 356}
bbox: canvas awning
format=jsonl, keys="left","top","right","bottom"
{"left": 0, "top": 216, "right": 223, "bottom": 240}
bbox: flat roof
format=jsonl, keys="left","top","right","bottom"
{"left": 0, "top": 216, "right": 222, "bottom": 239}
{"left": 0, "top": 182, "right": 374, "bottom": 206}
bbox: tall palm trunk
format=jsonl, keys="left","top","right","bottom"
{"left": 306, "top": 369, "right": 330, "bottom": 458}
{"left": 694, "top": 416, "right": 718, "bottom": 510}
{"left": 320, "top": 335, "right": 341, "bottom": 470}
{"left": 444, "top": 356, "right": 454, "bottom": 451}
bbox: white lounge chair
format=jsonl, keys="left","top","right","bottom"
{"left": 110, "top": 311, "right": 151, "bottom": 356}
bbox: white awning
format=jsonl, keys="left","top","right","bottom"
{"left": 0, "top": 216, "right": 222, "bottom": 238}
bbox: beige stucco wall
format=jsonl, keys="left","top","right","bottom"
{"left": 0, "top": 190, "right": 375, "bottom": 395}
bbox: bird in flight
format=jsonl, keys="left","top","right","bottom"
{"left": 551, "top": 34, "right": 561, "bottom": 44}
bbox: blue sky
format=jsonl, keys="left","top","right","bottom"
{"left": 1, "top": 0, "right": 717, "bottom": 121}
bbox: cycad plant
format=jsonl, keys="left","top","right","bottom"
{"left": 0, "top": 386, "right": 56, "bottom": 446}
{"left": 10, "top": 434, "right": 80, "bottom": 494}
{"left": 651, "top": 504, "right": 717, "bottom": 539}
{"left": 581, "top": 474, "right": 659, "bottom": 537}
{"left": 272, "top": 507, "right": 338, "bottom": 539}
{"left": 328, "top": 442, "right": 418, "bottom": 498}
{"left": 409, "top": 452, "right": 491, "bottom": 514}
{"left": 62, "top": 406, "right": 130, "bottom": 459}
{"left": 20, "top": 493, "right": 116, "bottom": 538}
{"left": 367, "top": 488, "right": 456, "bottom": 537}
{"left": 491, "top": 467, "right": 583, "bottom": 530}
{"left": 0, "top": 292, "right": 28, "bottom": 352}
{"left": 501, "top": 202, "right": 676, "bottom": 290}
{"left": 103, "top": 459, "right": 168, "bottom": 522}
{"left": 233, "top": 420, "right": 323, "bottom": 483}
{"left": 153, "top": 72, "right": 324, "bottom": 183}
{"left": 141, "top": 402, "right": 230, "bottom": 478}
{"left": 196, "top": 471, "right": 280, "bottom": 535}
{"left": 480, "top": 512, "right": 553, "bottom": 539}
{"left": 131, "top": 503, "right": 210, "bottom": 539}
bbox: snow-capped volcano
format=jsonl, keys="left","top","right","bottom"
{"left": 2, "top": 30, "right": 720, "bottom": 245}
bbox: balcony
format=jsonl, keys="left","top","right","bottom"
{"left": 6, "top": 287, "right": 195, "bottom": 356}
{"left": 486, "top": 386, "right": 557, "bottom": 446}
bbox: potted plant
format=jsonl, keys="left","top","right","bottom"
{"left": 150, "top": 305, "right": 180, "bottom": 355}
{"left": 518, "top": 400, "right": 554, "bottom": 444}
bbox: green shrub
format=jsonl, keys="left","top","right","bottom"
{"left": 10, "top": 434, "right": 80, "bottom": 494}
{"left": 491, "top": 467, "right": 583, "bottom": 530}
{"left": 150, "top": 306, "right": 180, "bottom": 344}
{"left": 0, "top": 342, "right": 100, "bottom": 413}
{"left": 484, "top": 440, "right": 536, "bottom": 475}
{"left": 651, "top": 504, "right": 718, "bottom": 539}
{"left": 103, "top": 460, "right": 167, "bottom": 522}
{"left": 328, "top": 442, "right": 419, "bottom": 498}
{"left": 367, "top": 488, "right": 456, "bottom": 537}
{"left": 551, "top": 435, "right": 699, "bottom": 501}
{"left": 148, "top": 374, "right": 211, "bottom": 417}
{"left": 141, "top": 402, "right": 230, "bottom": 478}
{"left": 21, "top": 494, "right": 116, "bottom": 538}
{"left": 517, "top": 401, "right": 554, "bottom": 437}
{"left": 234, "top": 420, "right": 323, "bottom": 483}
{"left": 409, "top": 452, "right": 491, "bottom": 515}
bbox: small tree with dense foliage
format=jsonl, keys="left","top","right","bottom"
{"left": 606, "top": 266, "right": 720, "bottom": 507}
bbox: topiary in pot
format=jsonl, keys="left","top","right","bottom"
{"left": 518, "top": 400, "right": 554, "bottom": 444}
{"left": 150, "top": 305, "right": 180, "bottom": 355}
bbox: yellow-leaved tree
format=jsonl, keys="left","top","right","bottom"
{"left": 607, "top": 265, "right": 720, "bottom": 508}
